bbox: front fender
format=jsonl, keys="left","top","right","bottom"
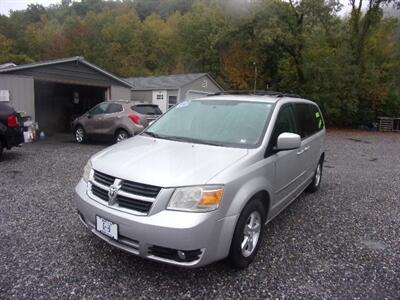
{"left": 211, "top": 154, "right": 276, "bottom": 219}
{"left": 224, "top": 175, "right": 274, "bottom": 219}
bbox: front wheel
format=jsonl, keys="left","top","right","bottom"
{"left": 306, "top": 159, "right": 323, "bottom": 193}
{"left": 74, "top": 126, "right": 86, "bottom": 143}
{"left": 229, "top": 198, "right": 266, "bottom": 269}
{"left": 115, "top": 129, "right": 130, "bottom": 143}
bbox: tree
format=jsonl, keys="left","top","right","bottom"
{"left": 0, "top": 33, "right": 32, "bottom": 64}
{"left": 0, "top": 0, "right": 399, "bottom": 126}
{"left": 175, "top": 3, "right": 228, "bottom": 76}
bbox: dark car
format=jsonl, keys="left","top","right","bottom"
{"left": 0, "top": 102, "right": 24, "bottom": 159}
{"left": 72, "top": 100, "right": 162, "bottom": 143}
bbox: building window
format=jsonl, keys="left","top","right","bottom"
{"left": 168, "top": 96, "right": 177, "bottom": 108}
{"left": 156, "top": 94, "right": 164, "bottom": 100}
{"left": 0, "top": 90, "right": 10, "bottom": 102}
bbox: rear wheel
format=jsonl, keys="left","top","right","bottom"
{"left": 229, "top": 198, "right": 266, "bottom": 269}
{"left": 74, "top": 126, "right": 86, "bottom": 143}
{"left": 306, "top": 159, "right": 323, "bottom": 193}
{"left": 115, "top": 129, "right": 130, "bottom": 143}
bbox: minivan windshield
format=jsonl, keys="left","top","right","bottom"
{"left": 143, "top": 100, "right": 274, "bottom": 148}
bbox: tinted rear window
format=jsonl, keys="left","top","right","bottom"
{"left": 293, "top": 103, "right": 323, "bottom": 138}
{"left": 308, "top": 104, "right": 324, "bottom": 132}
{"left": 132, "top": 105, "right": 161, "bottom": 115}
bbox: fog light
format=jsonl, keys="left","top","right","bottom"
{"left": 177, "top": 250, "right": 186, "bottom": 260}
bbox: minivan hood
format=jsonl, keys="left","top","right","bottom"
{"left": 92, "top": 135, "right": 248, "bottom": 187}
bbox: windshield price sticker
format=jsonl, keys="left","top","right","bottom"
{"left": 177, "top": 101, "right": 191, "bottom": 108}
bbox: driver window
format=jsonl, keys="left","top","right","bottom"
{"left": 270, "top": 105, "right": 297, "bottom": 148}
{"left": 89, "top": 103, "right": 109, "bottom": 115}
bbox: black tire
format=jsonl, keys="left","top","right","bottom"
{"left": 0, "top": 139, "right": 3, "bottom": 160}
{"left": 115, "top": 129, "right": 130, "bottom": 143}
{"left": 74, "top": 126, "right": 86, "bottom": 144}
{"left": 306, "top": 158, "right": 323, "bottom": 193}
{"left": 229, "top": 198, "right": 266, "bottom": 269}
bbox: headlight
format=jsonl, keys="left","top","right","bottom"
{"left": 83, "top": 160, "right": 92, "bottom": 182}
{"left": 167, "top": 186, "right": 224, "bottom": 212}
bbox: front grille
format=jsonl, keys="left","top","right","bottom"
{"left": 120, "top": 181, "right": 161, "bottom": 198}
{"left": 93, "top": 170, "right": 115, "bottom": 186}
{"left": 116, "top": 194, "right": 153, "bottom": 213}
{"left": 148, "top": 246, "right": 202, "bottom": 263}
{"left": 93, "top": 170, "right": 161, "bottom": 198}
{"left": 90, "top": 169, "right": 161, "bottom": 214}
{"left": 90, "top": 184, "right": 154, "bottom": 213}
{"left": 91, "top": 184, "right": 108, "bottom": 202}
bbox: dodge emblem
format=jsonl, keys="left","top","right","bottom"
{"left": 108, "top": 183, "right": 120, "bottom": 205}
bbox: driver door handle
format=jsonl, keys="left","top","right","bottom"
{"left": 304, "top": 146, "right": 310, "bottom": 152}
{"left": 297, "top": 149, "right": 304, "bottom": 155}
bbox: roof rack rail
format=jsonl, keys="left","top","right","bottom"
{"left": 207, "top": 90, "right": 300, "bottom": 98}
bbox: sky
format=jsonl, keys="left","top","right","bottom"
{"left": 0, "top": 0, "right": 61, "bottom": 16}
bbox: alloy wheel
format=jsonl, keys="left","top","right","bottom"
{"left": 75, "top": 128, "right": 84, "bottom": 143}
{"left": 315, "top": 163, "right": 322, "bottom": 187}
{"left": 116, "top": 131, "right": 128, "bottom": 143}
{"left": 241, "top": 211, "right": 262, "bottom": 257}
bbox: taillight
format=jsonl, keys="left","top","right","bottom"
{"left": 129, "top": 114, "right": 142, "bottom": 126}
{"left": 7, "top": 115, "right": 19, "bottom": 128}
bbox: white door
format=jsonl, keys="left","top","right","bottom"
{"left": 152, "top": 90, "right": 167, "bottom": 113}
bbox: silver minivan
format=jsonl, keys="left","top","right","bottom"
{"left": 75, "top": 92, "right": 325, "bottom": 268}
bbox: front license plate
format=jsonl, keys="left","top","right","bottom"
{"left": 96, "top": 216, "right": 118, "bottom": 240}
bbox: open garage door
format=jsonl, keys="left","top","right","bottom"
{"left": 34, "top": 81, "right": 106, "bottom": 134}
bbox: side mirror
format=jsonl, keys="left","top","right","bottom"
{"left": 87, "top": 114, "right": 92, "bottom": 119}
{"left": 276, "top": 132, "right": 301, "bottom": 151}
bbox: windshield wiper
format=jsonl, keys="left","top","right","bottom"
{"left": 143, "top": 132, "right": 225, "bottom": 147}
{"left": 142, "top": 131, "right": 160, "bottom": 138}
{"left": 163, "top": 136, "right": 225, "bottom": 147}
{"left": 196, "top": 140, "right": 225, "bottom": 146}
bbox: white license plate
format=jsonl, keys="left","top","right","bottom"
{"left": 96, "top": 216, "right": 118, "bottom": 240}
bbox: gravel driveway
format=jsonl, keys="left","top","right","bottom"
{"left": 0, "top": 130, "right": 399, "bottom": 299}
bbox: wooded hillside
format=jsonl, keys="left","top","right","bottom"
{"left": 1, "top": 0, "right": 399, "bottom": 126}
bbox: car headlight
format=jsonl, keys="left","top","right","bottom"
{"left": 167, "top": 186, "right": 224, "bottom": 212}
{"left": 83, "top": 160, "right": 92, "bottom": 183}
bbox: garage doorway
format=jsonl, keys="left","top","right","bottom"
{"left": 34, "top": 81, "right": 106, "bottom": 134}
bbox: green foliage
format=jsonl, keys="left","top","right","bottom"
{"left": 0, "top": 0, "right": 399, "bottom": 126}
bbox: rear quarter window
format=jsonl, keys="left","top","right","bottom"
{"left": 308, "top": 104, "right": 324, "bottom": 132}
{"left": 132, "top": 105, "right": 162, "bottom": 115}
{"left": 293, "top": 103, "right": 323, "bottom": 138}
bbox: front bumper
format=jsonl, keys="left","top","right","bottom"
{"left": 75, "top": 179, "right": 237, "bottom": 267}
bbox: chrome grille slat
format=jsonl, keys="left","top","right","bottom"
{"left": 91, "top": 184, "right": 108, "bottom": 202}
{"left": 93, "top": 170, "right": 115, "bottom": 186}
{"left": 120, "top": 181, "right": 161, "bottom": 198}
{"left": 116, "top": 195, "right": 152, "bottom": 213}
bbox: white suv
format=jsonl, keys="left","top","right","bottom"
{"left": 75, "top": 92, "right": 325, "bottom": 268}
